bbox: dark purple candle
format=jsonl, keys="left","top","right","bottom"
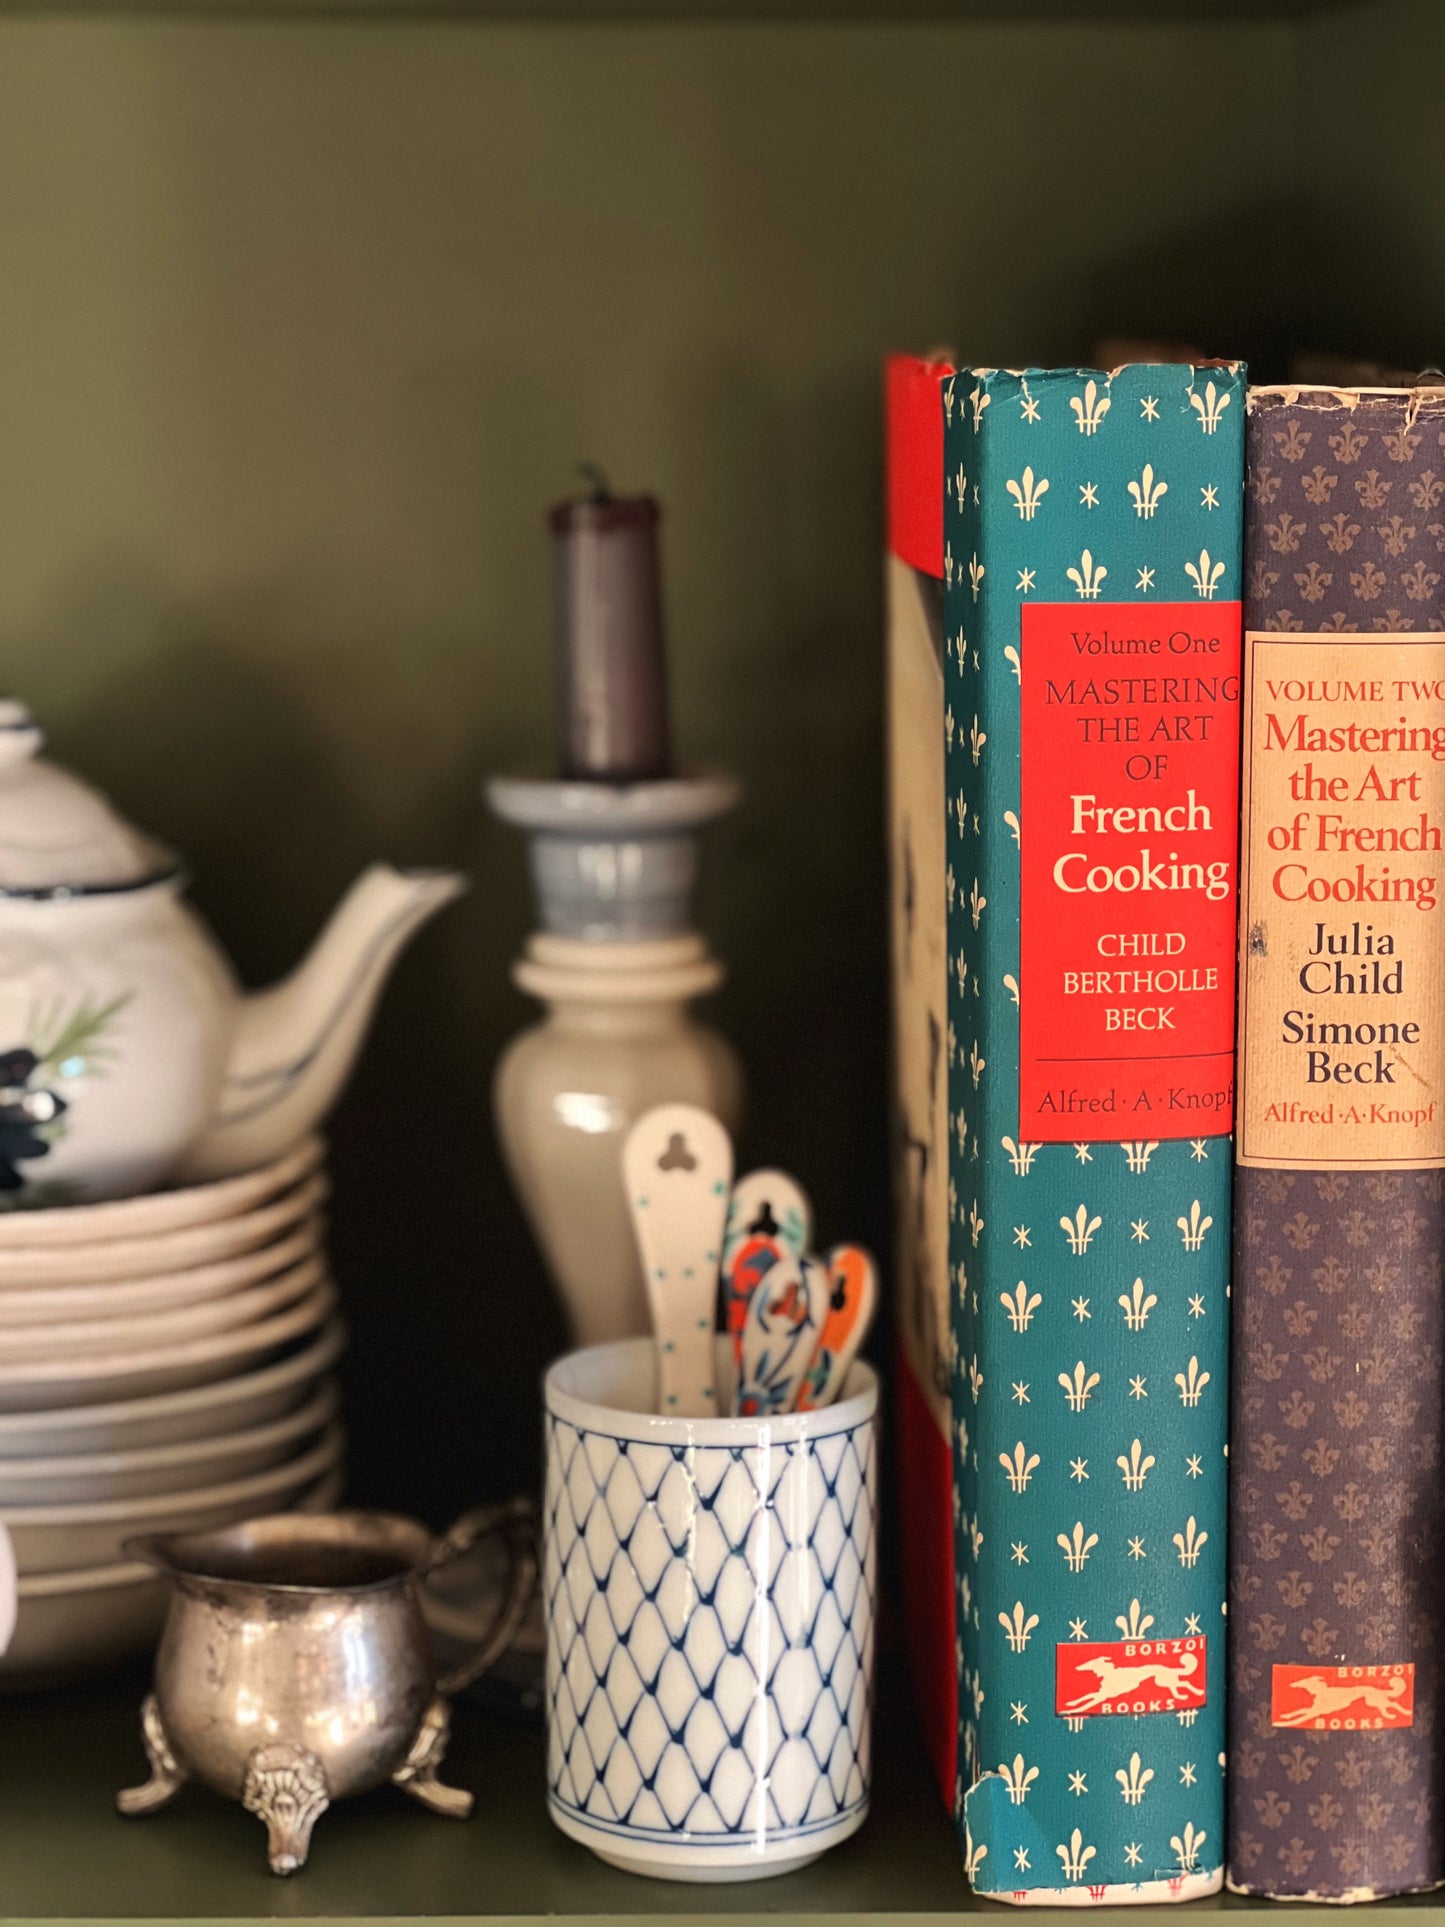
{"left": 550, "top": 484, "right": 672, "bottom": 783}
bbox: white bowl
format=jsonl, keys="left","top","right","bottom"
{"left": 0, "top": 1216, "right": 324, "bottom": 1327}
{"left": 0, "top": 1465, "right": 345, "bottom": 1686}
{"left": 0, "top": 1138, "right": 324, "bottom": 1249}
{"left": 0, "top": 1378, "right": 340, "bottom": 1506}
{"left": 0, "top": 1251, "right": 326, "bottom": 1363}
{"left": 0, "top": 1281, "right": 337, "bottom": 1412}
{"left": 2, "top": 1557, "right": 164, "bottom": 1685}
{"left": 3, "top": 1421, "right": 346, "bottom": 1572}
{"left": 0, "top": 1318, "right": 346, "bottom": 1458}
{"left": 0, "top": 1173, "right": 329, "bottom": 1289}
{"left": 0, "top": 1521, "right": 13, "bottom": 1654}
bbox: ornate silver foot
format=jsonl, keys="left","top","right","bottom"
{"left": 242, "top": 1743, "right": 330, "bottom": 1875}
{"left": 392, "top": 1697, "right": 473, "bottom": 1820}
{"left": 117, "top": 1694, "right": 189, "bottom": 1816}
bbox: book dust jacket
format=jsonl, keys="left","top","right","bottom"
{"left": 886, "top": 353, "right": 960, "bottom": 1804}
{"left": 944, "top": 364, "right": 1243, "bottom": 1902}
{"left": 1230, "top": 384, "right": 1445, "bottom": 1903}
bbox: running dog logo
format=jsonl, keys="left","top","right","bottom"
{"left": 1054, "top": 1639, "right": 1207, "bottom": 1718}
{"left": 1271, "top": 1663, "right": 1415, "bottom": 1731}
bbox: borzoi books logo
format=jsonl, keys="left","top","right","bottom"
{"left": 1271, "top": 1663, "right": 1415, "bottom": 1731}
{"left": 1054, "top": 1638, "right": 1207, "bottom": 1718}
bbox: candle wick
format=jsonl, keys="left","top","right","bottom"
{"left": 577, "top": 461, "right": 612, "bottom": 503}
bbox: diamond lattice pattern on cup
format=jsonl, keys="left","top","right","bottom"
{"left": 545, "top": 1413, "right": 875, "bottom": 1838}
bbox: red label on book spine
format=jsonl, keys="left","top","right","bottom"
{"left": 1054, "top": 1637, "right": 1207, "bottom": 1718}
{"left": 1271, "top": 1663, "right": 1415, "bottom": 1730}
{"left": 1019, "top": 601, "right": 1241, "bottom": 1141}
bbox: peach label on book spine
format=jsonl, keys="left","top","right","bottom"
{"left": 1238, "top": 632, "right": 1445, "bottom": 1170}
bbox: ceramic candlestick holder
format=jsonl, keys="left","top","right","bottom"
{"left": 487, "top": 776, "right": 743, "bottom": 1346}
{"left": 487, "top": 775, "right": 738, "bottom": 943}
{"left": 543, "top": 1335, "right": 878, "bottom": 1882}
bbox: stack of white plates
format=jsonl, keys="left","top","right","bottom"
{"left": 0, "top": 1137, "right": 346, "bottom": 1685}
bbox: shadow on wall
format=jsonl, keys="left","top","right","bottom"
{"left": 1279, "top": 196, "right": 1445, "bottom": 376}
{"left": 669, "top": 352, "right": 892, "bottom": 1301}
{"left": 5, "top": 323, "right": 898, "bottom": 1522}
{"left": 1077, "top": 197, "right": 1435, "bottom": 381}
{"left": 13, "top": 558, "right": 556, "bottom": 1521}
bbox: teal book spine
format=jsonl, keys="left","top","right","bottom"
{"left": 943, "top": 364, "right": 1244, "bottom": 1902}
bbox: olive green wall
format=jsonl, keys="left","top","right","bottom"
{"left": 1295, "top": 0, "right": 1445, "bottom": 368}
{"left": 0, "top": 7, "right": 1394, "bottom": 1514}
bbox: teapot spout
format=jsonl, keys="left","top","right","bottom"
{"left": 180, "top": 864, "right": 466, "bottom": 1183}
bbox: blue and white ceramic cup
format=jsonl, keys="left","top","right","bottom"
{"left": 543, "top": 1336, "right": 877, "bottom": 1882}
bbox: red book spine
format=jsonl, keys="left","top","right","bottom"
{"left": 885, "top": 353, "right": 955, "bottom": 1804}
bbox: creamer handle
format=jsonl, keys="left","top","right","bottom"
{"left": 425, "top": 1495, "right": 538, "bottom": 1697}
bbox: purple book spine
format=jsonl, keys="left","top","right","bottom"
{"left": 1230, "top": 385, "right": 1445, "bottom": 1900}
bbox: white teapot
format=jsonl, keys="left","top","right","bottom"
{"left": 0, "top": 702, "right": 464, "bottom": 1204}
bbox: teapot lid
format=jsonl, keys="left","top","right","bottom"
{"left": 0, "top": 701, "right": 175, "bottom": 896}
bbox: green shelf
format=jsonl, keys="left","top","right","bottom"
{"left": 0, "top": 0, "right": 1367, "bottom": 17}
{"left": 0, "top": 1661, "right": 1438, "bottom": 1925}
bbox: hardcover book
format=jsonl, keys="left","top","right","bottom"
{"left": 1229, "top": 383, "right": 1445, "bottom": 1902}
{"left": 943, "top": 363, "right": 1243, "bottom": 1902}
{"left": 886, "top": 353, "right": 960, "bottom": 1805}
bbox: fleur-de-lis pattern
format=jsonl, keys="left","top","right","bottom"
{"left": 1246, "top": 386, "right": 1445, "bottom": 636}
{"left": 946, "top": 365, "right": 1240, "bottom": 1899}
{"left": 1230, "top": 386, "right": 1445, "bottom": 1902}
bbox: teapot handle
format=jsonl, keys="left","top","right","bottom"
{"left": 423, "top": 1495, "right": 538, "bottom": 1698}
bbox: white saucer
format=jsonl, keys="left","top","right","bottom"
{"left": 0, "top": 1174, "right": 328, "bottom": 1289}
{"left": 0, "top": 1280, "right": 336, "bottom": 1411}
{"left": 0, "top": 1317, "right": 346, "bottom": 1456}
{"left": 3, "top": 1419, "right": 346, "bottom": 1571}
{"left": 0, "top": 1137, "right": 324, "bottom": 1248}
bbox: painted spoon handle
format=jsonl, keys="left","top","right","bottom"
{"left": 735, "top": 1254, "right": 830, "bottom": 1417}
{"left": 723, "top": 1169, "right": 813, "bottom": 1273}
{"left": 795, "top": 1244, "right": 878, "bottom": 1412}
{"left": 623, "top": 1104, "right": 733, "bottom": 1417}
{"left": 722, "top": 1169, "right": 813, "bottom": 1371}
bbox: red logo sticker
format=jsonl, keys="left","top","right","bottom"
{"left": 1055, "top": 1637, "right": 1207, "bottom": 1718}
{"left": 1018, "top": 600, "right": 1242, "bottom": 1142}
{"left": 1271, "top": 1664, "right": 1414, "bottom": 1730}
